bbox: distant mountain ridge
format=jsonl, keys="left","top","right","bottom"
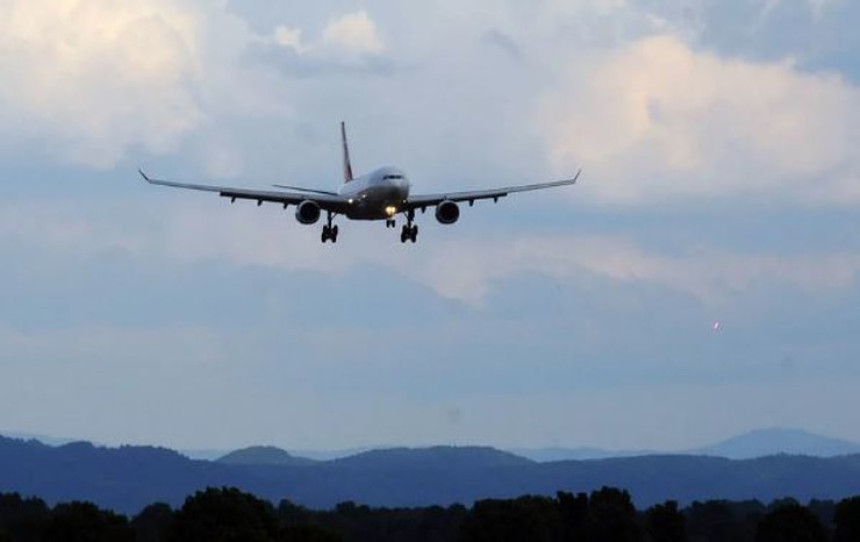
{"left": 217, "top": 446, "right": 317, "bottom": 466}
{"left": 510, "top": 447, "right": 657, "bottom": 462}
{"left": 693, "top": 428, "right": 860, "bottom": 459}
{"left": 331, "top": 446, "right": 533, "bottom": 469}
{"left": 3, "top": 433, "right": 860, "bottom": 515}
{"left": 7, "top": 427, "right": 858, "bottom": 464}
{"left": 510, "top": 428, "right": 860, "bottom": 462}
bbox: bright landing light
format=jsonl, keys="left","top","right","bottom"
{"left": 385, "top": 206, "right": 397, "bottom": 217}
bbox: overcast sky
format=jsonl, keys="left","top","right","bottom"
{"left": 1, "top": 0, "right": 859, "bottom": 452}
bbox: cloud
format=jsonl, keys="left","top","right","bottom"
{"left": 540, "top": 34, "right": 860, "bottom": 205}
{"left": 264, "top": 11, "right": 392, "bottom": 77}
{"left": 10, "top": 196, "right": 853, "bottom": 309}
{"left": 167, "top": 212, "right": 860, "bottom": 308}
{"left": 270, "top": 10, "right": 386, "bottom": 59}
{"left": 0, "top": 0, "right": 208, "bottom": 167}
{"left": 274, "top": 24, "right": 305, "bottom": 53}
{"left": 400, "top": 234, "right": 860, "bottom": 306}
{"left": 322, "top": 11, "right": 385, "bottom": 55}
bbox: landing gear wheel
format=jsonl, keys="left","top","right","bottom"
{"left": 401, "top": 224, "right": 418, "bottom": 243}
{"left": 322, "top": 213, "right": 339, "bottom": 243}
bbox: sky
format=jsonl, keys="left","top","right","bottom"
{"left": 0, "top": 0, "right": 859, "bottom": 453}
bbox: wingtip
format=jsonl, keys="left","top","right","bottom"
{"left": 138, "top": 167, "right": 151, "bottom": 183}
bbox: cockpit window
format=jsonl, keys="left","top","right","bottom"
{"left": 383, "top": 175, "right": 405, "bottom": 180}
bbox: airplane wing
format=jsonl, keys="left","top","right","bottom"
{"left": 404, "top": 170, "right": 581, "bottom": 210}
{"left": 139, "top": 169, "right": 350, "bottom": 213}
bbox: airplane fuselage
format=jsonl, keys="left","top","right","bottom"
{"left": 338, "top": 166, "right": 411, "bottom": 220}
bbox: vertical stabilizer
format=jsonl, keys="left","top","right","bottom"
{"left": 341, "top": 121, "right": 354, "bottom": 183}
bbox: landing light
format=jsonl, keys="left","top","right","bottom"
{"left": 385, "top": 205, "right": 398, "bottom": 217}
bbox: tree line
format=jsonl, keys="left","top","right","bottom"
{"left": 1, "top": 486, "right": 859, "bottom": 541}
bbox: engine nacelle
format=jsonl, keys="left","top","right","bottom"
{"left": 295, "top": 200, "right": 321, "bottom": 225}
{"left": 435, "top": 200, "right": 460, "bottom": 225}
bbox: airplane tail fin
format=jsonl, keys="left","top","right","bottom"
{"left": 341, "top": 121, "right": 354, "bottom": 183}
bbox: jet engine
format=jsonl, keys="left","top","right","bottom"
{"left": 435, "top": 200, "right": 460, "bottom": 225}
{"left": 295, "top": 200, "right": 321, "bottom": 224}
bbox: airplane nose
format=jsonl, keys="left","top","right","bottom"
{"left": 398, "top": 177, "right": 410, "bottom": 195}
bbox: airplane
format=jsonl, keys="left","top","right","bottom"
{"left": 139, "top": 122, "right": 581, "bottom": 244}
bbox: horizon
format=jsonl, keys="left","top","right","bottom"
{"left": 4, "top": 426, "right": 858, "bottom": 458}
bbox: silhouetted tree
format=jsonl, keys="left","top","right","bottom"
{"left": 169, "top": 487, "right": 278, "bottom": 542}
{"left": 755, "top": 504, "right": 828, "bottom": 542}
{"left": 806, "top": 500, "right": 835, "bottom": 531}
{"left": 646, "top": 501, "right": 685, "bottom": 542}
{"left": 133, "top": 502, "right": 174, "bottom": 542}
{"left": 588, "top": 487, "right": 642, "bottom": 542}
{"left": 273, "top": 500, "right": 343, "bottom": 541}
{"left": 460, "top": 496, "right": 561, "bottom": 542}
{"left": 686, "top": 500, "right": 764, "bottom": 542}
{"left": 45, "top": 501, "right": 134, "bottom": 542}
{"left": 557, "top": 492, "right": 588, "bottom": 542}
{"left": 768, "top": 498, "right": 800, "bottom": 509}
{"left": 834, "top": 496, "right": 860, "bottom": 542}
{"left": 0, "top": 493, "right": 50, "bottom": 542}
{"left": 4, "top": 486, "right": 860, "bottom": 542}
{"left": 278, "top": 524, "right": 343, "bottom": 542}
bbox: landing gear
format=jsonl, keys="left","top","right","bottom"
{"left": 400, "top": 210, "right": 418, "bottom": 243}
{"left": 321, "top": 225, "right": 338, "bottom": 243}
{"left": 321, "top": 212, "right": 339, "bottom": 243}
{"left": 400, "top": 224, "right": 418, "bottom": 243}
{"left": 386, "top": 219, "right": 396, "bottom": 228}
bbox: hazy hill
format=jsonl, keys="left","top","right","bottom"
{"left": 510, "top": 428, "right": 860, "bottom": 462}
{"left": 4, "top": 434, "right": 860, "bottom": 515}
{"left": 331, "top": 446, "right": 534, "bottom": 470}
{"left": 217, "top": 446, "right": 317, "bottom": 466}
{"left": 510, "top": 447, "right": 656, "bottom": 462}
{"left": 693, "top": 428, "right": 860, "bottom": 459}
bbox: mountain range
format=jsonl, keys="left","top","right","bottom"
{"left": 510, "top": 428, "right": 860, "bottom": 461}
{"left": 172, "top": 427, "right": 860, "bottom": 463}
{"left": 2, "top": 429, "right": 860, "bottom": 515}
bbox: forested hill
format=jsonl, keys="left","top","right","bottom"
{"left": 3, "top": 435, "right": 860, "bottom": 515}
{"left": 217, "top": 446, "right": 318, "bottom": 467}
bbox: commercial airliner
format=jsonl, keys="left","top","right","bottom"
{"left": 140, "top": 123, "right": 581, "bottom": 243}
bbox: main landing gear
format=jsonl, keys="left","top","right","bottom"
{"left": 400, "top": 210, "right": 418, "bottom": 243}
{"left": 321, "top": 212, "right": 339, "bottom": 243}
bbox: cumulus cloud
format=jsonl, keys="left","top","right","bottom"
{"left": 321, "top": 11, "right": 385, "bottom": 55}
{"left": 0, "top": 0, "right": 208, "bottom": 167}
{"left": 266, "top": 10, "right": 390, "bottom": 77}
{"left": 540, "top": 34, "right": 860, "bottom": 205}
{"left": 274, "top": 24, "right": 306, "bottom": 53}
{"left": 270, "top": 10, "right": 386, "bottom": 59}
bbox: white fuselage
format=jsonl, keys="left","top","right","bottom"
{"left": 338, "top": 166, "right": 411, "bottom": 220}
